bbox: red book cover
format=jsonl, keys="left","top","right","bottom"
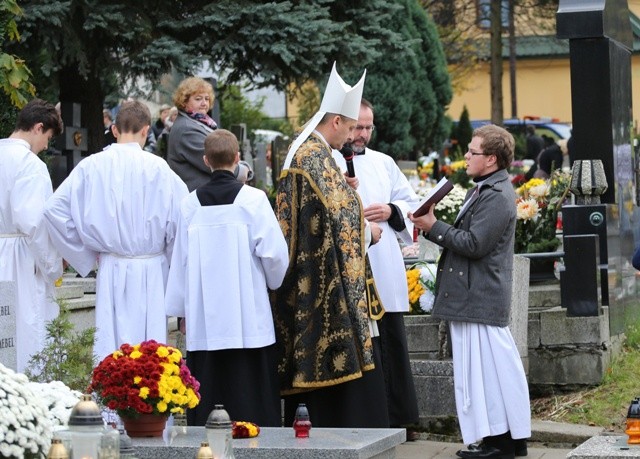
{"left": 413, "top": 178, "right": 454, "bottom": 217}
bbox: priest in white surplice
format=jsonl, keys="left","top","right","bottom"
{"left": 332, "top": 99, "right": 421, "bottom": 433}
{"left": 44, "top": 100, "right": 188, "bottom": 360}
{"left": 0, "top": 99, "right": 64, "bottom": 372}
{"left": 165, "top": 129, "right": 288, "bottom": 426}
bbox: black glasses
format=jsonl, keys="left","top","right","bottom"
{"left": 467, "top": 145, "right": 492, "bottom": 156}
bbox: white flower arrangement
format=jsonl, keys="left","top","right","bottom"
{"left": 407, "top": 262, "right": 438, "bottom": 314}
{"left": 0, "top": 364, "right": 81, "bottom": 459}
{"left": 434, "top": 184, "right": 468, "bottom": 225}
{"left": 26, "top": 380, "right": 81, "bottom": 429}
{"left": 0, "top": 364, "right": 52, "bottom": 459}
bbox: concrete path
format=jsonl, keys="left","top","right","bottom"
{"left": 394, "top": 420, "right": 605, "bottom": 459}
{"left": 397, "top": 440, "right": 571, "bottom": 458}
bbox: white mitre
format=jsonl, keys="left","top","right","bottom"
{"left": 281, "top": 62, "right": 366, "bottom": 172}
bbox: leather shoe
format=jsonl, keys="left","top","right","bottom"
{"left": 456, "top": 443, "right": 515, "bottom": 459}
{"left": 514, "top": 439, "right": 527, "bottom": 457}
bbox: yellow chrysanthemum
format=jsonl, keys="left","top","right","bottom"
{"left": 130, "top": 350, "right": 143, "bottom": 359}
{"left": 139, "top": 387, "right": 149, "bottom": 399}
{"left": 450, "top": 160, "right": 466, "bottom": 171}
{"left": 133, "top": 376, "right": 142, "bottom": 384}
{"left": 157, "top": 401, "right": 168, "bottom": 413}
{"left": 111, "top": 350, "right": 123, "bottom": 360}
{"left": 516, "top": 178, "right": 545, "bottom": 195}
{"left": 156, "top": 346, "right": 170, "bottom": 358}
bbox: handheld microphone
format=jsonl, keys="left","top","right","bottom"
{"left": 340, "top": 143, "right": 356, "bottom": 177}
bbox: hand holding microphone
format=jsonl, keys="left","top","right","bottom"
{"left": 340, "top": 143, "right": 356, "bottom": 178}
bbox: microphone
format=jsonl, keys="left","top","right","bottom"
{"left": 340, "top": 143, "right": 356, "bottom": 177}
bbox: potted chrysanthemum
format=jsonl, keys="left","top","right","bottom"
{"left": 88, "top": 340, "right": 200, "bottom": 437}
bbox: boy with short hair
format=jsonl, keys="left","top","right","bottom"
{"left": 165, "top": 129, "right": 288, "bottom": 426}
{"left": 44, "top": 100, "right": 188, "bottom": 360}
{"left": 0, "top": 99, "right": 63, "bottom": 372}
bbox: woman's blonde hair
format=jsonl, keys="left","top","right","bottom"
{"left": 172, "top": 77, "right": 215, "bottom": 111}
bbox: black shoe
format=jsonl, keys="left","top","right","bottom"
{"left": 456, "top": 443, "right": 515, "bottom": 459}
{"left": 514, "top": 439, "right": 527, "bottom": 457}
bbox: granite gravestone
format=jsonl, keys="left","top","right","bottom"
{"left": 0, "top": 281, "right": 17, "bottom": 371}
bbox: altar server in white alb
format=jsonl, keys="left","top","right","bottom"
{"left": 0, "top": 99, "right": 63, "bottom": 372}
{"left": 332, "top": 98, "right": 421, "bottom": 434}
{"left": 44, "top": 100, "right": 188, "bottom": 360}
{"left": 165, "top": 129, "right": 288, "bottom": 426}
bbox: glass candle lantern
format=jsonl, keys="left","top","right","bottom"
{"left": 626, "top": 398, "right": 640, "bottom": 444}
{"left": 293, "top": 403, "right": 312, "bottom": 438}
{"left": 196, "top": 441, "right": 214, "bottom": 459}
{"left": 46, "top": 439, "right": 69, "bottom": 459}
{"left": 205, "top": 405, "right": 235, "bottom": 459}
{"left": 54, "top": 394, "right": 120, "bottom": 459}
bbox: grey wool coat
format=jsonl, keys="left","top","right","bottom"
{"left": 427, "top": 169, "right": 517, "bottom": 327}
{"left": 167, "top": 111, "right": 215, "bottom": 192}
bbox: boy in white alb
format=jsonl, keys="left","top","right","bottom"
{"left": 44, "top": 101, "right": 188, "bottom": 360}
{"left": 0, "top": 99, "right": 63, "bottom": 372}
{"left": 165, "top": 129, "right": 288, "bottom": 426}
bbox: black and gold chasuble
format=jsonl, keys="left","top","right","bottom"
{"left": 272, "top": 133, "right": 383, "bottom": 394}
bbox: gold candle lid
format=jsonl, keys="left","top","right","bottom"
{"left": 196, "top": 441, "right": 214, "bottom": 459}
{"left": 47, "top": 439, "right": 69, "bottom": 459}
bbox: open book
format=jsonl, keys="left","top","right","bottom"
{"left": 413, "top": 177, "right": 454, "bottom": 217}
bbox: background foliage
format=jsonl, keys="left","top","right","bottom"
{"left": 8, "top": 0, "right": 413, "bottom": 154}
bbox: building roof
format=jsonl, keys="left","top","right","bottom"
{"left": 476, "top": 11, "right": 640, "bottom": 60}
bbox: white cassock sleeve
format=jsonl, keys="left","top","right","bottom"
{"left": 388, "top": 161, "right": 420, "bottom": 246}
{"left": 43, "top": 170, "right": 99, "bottom": 277}
{"left": 12, "top": 167, "right": 62, "bottom": 283}
{"left": 253, "top": 193, "right": 289, "bottom": 290}
{"left": 165, "top": 198, "right": 190, "bottom": 318}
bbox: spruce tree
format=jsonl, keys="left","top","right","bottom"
{"left": 9, "top": 0, "right": 408, "bottom": 154}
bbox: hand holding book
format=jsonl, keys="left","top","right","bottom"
{"left": 412, "top": 178, "right": 454, "bottom": 218}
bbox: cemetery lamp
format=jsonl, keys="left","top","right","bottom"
{"left": 205, "top": 405, "right": 235, "bottom": 459}
{"left": 55, "top": 394, "right": 120, "bottom": 459}
{"left": 293, "top": 403, "right": 312, "bottom": 438}
{"left": 626, "top": 398, "right": 640, "bottom": 444}
{"left": 46, "top": 438, "right": 69, "bottom": 459}
{"left": 569, "top": 160, "right": 608, "bottom": 205}
{"left": 196, "top": 442, "right": 214, "bottom": 459}
{"left": 119, "top": 427, "right": 138, "bottom": 459}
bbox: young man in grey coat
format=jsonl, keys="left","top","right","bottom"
{"left": 410, "top": 124, "right": 530, "bottom": 459}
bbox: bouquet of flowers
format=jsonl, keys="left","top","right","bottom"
{"left": 0, "top": 363, "right": 52, "bottom": 459}
{"left": 514, "top": 170, "right": 570, "bottom": 254}
{"left": 434, "top": 184, "right": 467, "bottom": 225}
{"left": 88, "top": 340, "right": 201, "bottom": 419}
{"left": 406, "top": 262, "right": 437, "bottom": 314}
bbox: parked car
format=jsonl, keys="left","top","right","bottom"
{"left": 470, "top": 118, "right": 572, "bottom": 140}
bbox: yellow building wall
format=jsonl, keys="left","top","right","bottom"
{"left": 447, "top": 58, "right": 573, "bottom": 123}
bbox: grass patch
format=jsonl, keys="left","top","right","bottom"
{"left": 531, "top": 320, "right": 640, "bottom": 432}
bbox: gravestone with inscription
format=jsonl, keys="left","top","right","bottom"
{"left": 0, "top": 282, "right": 17, "bottom": 371}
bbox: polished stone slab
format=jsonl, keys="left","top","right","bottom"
{"left": 131, "top": 426, "right": 405, "bottom": 459}
{"left": 568, "top": 435, "right": 640, "bottom": 458}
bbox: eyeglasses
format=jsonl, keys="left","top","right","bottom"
{"left": 467, "top": 145, "right": 492, "bottom": 156}
{"left": 355, "top": 125, "right": 375, "bottom": 132}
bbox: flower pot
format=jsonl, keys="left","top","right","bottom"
{"left": 122, "top": 414, "right": 168, "bottom": 438}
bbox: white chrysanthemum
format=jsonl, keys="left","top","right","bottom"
{"left": 528, "top": 183, "right": 549, "bottom": 199}
{"left": 26, "top": 381, "right": 82, "bottom": 428}
{"left": 516, "top": 198, "right": 540, "bottom": 221}
{"left": 419, "top": 290, "right": 435, "bottom": 313}
{"left": 0, "top": 363, "right": 53, "bottom": 459}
